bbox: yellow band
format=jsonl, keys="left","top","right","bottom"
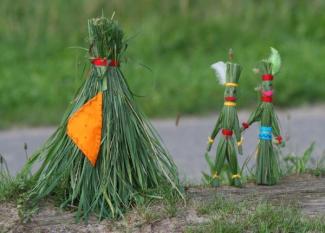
{"left": 232, "top": 174, "right": 241, "bottom": 179}
{"left": 212, "top": 172, "right": 219, "bottom": 179}
{"left": 208, "top": 137, "right": 214, "bottom": 144}
{"left": 237, "top": 137, "right": 243, "bottom": 146}
{"left": 224, "top": 101, "right": 236, "bottom": 107}
{"left": 225, "top": 82, "right": 238, "bottom": 87}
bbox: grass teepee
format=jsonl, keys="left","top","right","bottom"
{"left": 22, "top": 15, "right": 182, "bottom": 221}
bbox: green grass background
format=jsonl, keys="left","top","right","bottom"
{"left": 1, "top": 0, "right": 325, "bottom": 127}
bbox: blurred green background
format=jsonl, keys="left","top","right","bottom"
{"left": 0, "top": 0, "right": 324, "bottom": 127}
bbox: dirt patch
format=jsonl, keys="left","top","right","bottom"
{"left": 1, "top": 175, "right": 324, "bottom": 233}
{"left": 188, "top": 174, "right": 325, "bottom": 216}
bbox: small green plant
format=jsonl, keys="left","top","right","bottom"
{"left": 0, "top": 153, "right": 32, "bottom": 203}
{"left": 283, "top": 142, "right": 315, "bottom": 174}
{"left": 131, "top": 183, "right": 184, "bottom": 225}
{"left": 0, "top": 154, "right": 11, "bottom": 201}
{"left": 17, "top": 193, "right": 39, "bottom": 223}
{"left": 137, "top": 204, "right": 162, "bottom": 224}
{"left": 0, "top": 153, "right": 9, "bottom": 174}
{"left": 0, "top": 153, "right": 36, "bottom": 223}
{"left": 311, "top": 151, "right": 325, "bottom": 177}
{"left": 155, "top": 183, "right": 182, "bottom": 217}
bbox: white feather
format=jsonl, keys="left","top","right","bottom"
{"left": 211, "top": 61, "right": 226, "bottom": 84}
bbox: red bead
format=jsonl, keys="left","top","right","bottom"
{"left": 242, "top": 122, "right": 249, "bottom": 129}
{"left": 109, "top": 59, "right": 119, "bottom": 67}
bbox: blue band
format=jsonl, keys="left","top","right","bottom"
{"left": 260, "top": 126, "right": 272, "bottom": 132}
{"left": 259, "top": 126, "right": 272, "bottom": 140}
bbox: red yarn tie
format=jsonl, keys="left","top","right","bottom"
{"left": 222, "top": 129, "right": 233, "bottom": 136}
{"left": 91, "top": 58, "right": 119, "bottom": 67}
{"left": 261, "top": 96, "right": 273, "bottom": 103}
{"left": 262, "top": 74, "right": 273, "bottom": 81}
{"left": 225, "top": 96, "right": 236, "bottom": 102}
{"left": 91, "top": 58, "right": 108, "bottom": 66}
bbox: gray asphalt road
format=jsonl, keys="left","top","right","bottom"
{"left": 1, "top": 106, "right": 325, "bottom": 183}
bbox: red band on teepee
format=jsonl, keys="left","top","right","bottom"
{"left": 225, "top": 96, "right": 236, "bottom": 102}
{"left": 261, "top": 96, "right": 273, "bottom": 102}
{"left": 91, "top": 58, "right": 119, "bottom": 67}
{"left": 92, "top": 58, "right": 108, "bottom": 66}
{"left": 222, "top": 129, "right": 233, "bottom": 136}
{"left": 262, "top": 74, "right": 273, "bottom": 81}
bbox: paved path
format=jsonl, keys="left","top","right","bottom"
{"left": 0, "top": 106, "right": 325, "bottom": 183}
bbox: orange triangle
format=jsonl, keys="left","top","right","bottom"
{"left": 67, "top": 92, "right": 103, "bottom": 166}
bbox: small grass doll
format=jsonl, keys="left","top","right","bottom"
{"left": 203, "top": 51, "right": 243, "bottom": 188}
{"left": 241, "top": 48, "right": 284, "bottom": 185}
{"left": 22, "top": 15, "right": 182, "bottom": 221}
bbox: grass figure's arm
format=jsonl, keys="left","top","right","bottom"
{"left": 234, "top": 114, "right": 243, "bottom": 155}
{"left": 207, "top": 112, "right": 223, "bottom": 151}
{"left": 241, "top": 105, "right": 262, "bottom": 132}
{"left": 271, "top": 111, "right": 284, "bottom": 146}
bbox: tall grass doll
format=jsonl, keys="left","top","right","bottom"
{"left": 241, "top": 48, "right": 284, "bottom": 185}
{"left": 22, "top": 16, "right": 182, "bottom": 221}
{"left": 203, "top": 51, "right": 243, "bottom": 188}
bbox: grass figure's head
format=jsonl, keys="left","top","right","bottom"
{"left": 259, "top": 47, "right": 281, "bottom": 93}
{"left": 211, "top": 50, "right": 242, "bottom": 99}
{"left": 224, "top": 63, "right": 242, "bottom": 98}
{"left": 88, "top": 16, "right": 127, "bottom": 60}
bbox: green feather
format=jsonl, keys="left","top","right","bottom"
{"left": 268, "top": 47, "right": 281, "bottom": 75}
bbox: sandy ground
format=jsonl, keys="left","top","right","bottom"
{"left": 0, "top": 175, "right": 324, "bottom": 233}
